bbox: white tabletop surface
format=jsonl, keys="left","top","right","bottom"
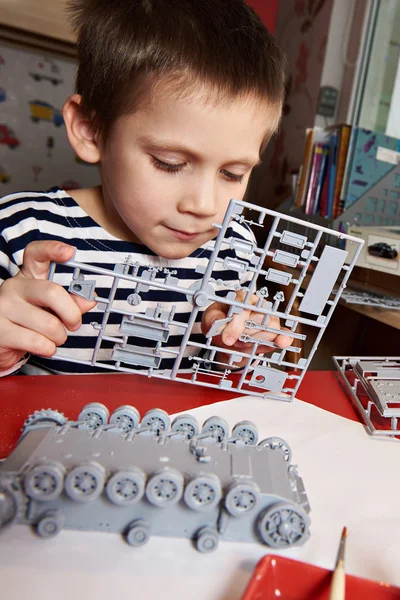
{"left": 1, "top": 395, "right": 400, "bottom": 599}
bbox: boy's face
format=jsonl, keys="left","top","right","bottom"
{"left": 98, "top": 83, "right": 280, "bottom": 259}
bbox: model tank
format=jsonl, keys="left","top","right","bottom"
{"left": 0, "top": 403, "right": 311, "bottom": 552}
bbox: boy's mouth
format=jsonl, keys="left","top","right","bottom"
{"left": 165, "top": 226, "right": 201, "bottom": 241}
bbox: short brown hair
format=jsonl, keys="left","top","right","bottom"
{"left": 68, "top": 0, "right": 287, "bottom": 141}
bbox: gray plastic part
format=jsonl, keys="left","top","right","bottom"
{"left": 36, "top": 510, "right": 65, "bottom": 538}
{"left": 125, "top": 519, "right": 150, "bottom": 547}
{"left": 171, "top": 414, "right": 200, "bottom": 439}
{"left": 250, "top": 366, "right": 287, "bottom": 391}
{"left": 109, "top": 405, "right": 141, "bottom": 432}
{"left": 69, "top": 279, "right": 96, "bottom": 301}
{"left": 224, "top": 480, "right": 260, "bottom": 517}
{"left": 119, "top": 316, "right": 170, "bottom": 342}
{"left": 265, "top": 268, "right": 292, "bottom": 286}
{"left": 112, "top": 345, "right": 162, "bottom": 368}
{"left": 78, "top": 403, "right": 109, "bottom": 430}
{"left": 299, "top": 246, "right": 348, "bottom": 315}
{"left": 333, "top": 356, "right": 400, "bottom": 439}
{"left": 106, "top": 468, "right": 145, "bottom": 505}
{"left": 229, "top": 238, "right": 254, "bottom": 255}
{"left": 257, "top": 501, "right": 309, "bottom": 548}
{"left": 273, "top": 250, "right": 300, "bottom": 268}
{"left": 280, "top": 230, "right": 307, "bottom": 249}
{"left": 48, "top": 198, "right": 363, "bottom": 402}
{"left": 183, "top": 473, "right": 222, "bottom": 512}
{"left": 0, "top": 404, "right": 310, "bottom": 551}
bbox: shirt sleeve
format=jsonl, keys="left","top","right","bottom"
{"left": 0, "top": 233, "right": 20, "bottom": 284}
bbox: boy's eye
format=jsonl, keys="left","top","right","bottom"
{"left": 152, "top": 157, "right": 185, "bottom": 173}
{"left": 220, "top": 169, "right": 245, "bottom": 184}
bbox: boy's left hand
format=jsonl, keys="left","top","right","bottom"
{"left": 201, "top": 291, "right": 292, "bottom": 355}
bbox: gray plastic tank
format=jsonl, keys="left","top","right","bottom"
{"left": 0, "top": 403, "right": 311, "bottom": 552}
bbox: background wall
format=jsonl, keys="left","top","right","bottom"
{"left": 247, "top": 0, "right": 334, "bottom": 211}
{"left": 0, "top": 42, "right": 99, "bottom": 193}
{"left": 247, "top": 0, "right": 280, "bottom": 33}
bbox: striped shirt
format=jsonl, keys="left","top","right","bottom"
{"left": 0, "top": 188, "right": 255, "bottom": 375}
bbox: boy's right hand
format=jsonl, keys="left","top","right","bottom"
{"left": 0, "top": 241, "right": 96, "bottom": 371}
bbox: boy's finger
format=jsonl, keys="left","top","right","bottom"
{"left": 23, "top": 279, "right": 83, "bottom": 331}
{"left": 4, "top": 300, "right": 68, "bottom": 346}
{"left": 20, "top": 241, "right": 75, "bottom": 280}
{"left": 71, "top": 294, "right": 97, "bottom": 316}
{"left": 221, "top": 308, "right": 251, "bottom": 346}
{"left": 0, "top": 320, "right": 56, "bottom": 357}
{"left": 201, "top": 302, "right": 227, "bottom": 335}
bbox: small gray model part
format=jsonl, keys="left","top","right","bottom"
{"left": 112, "top": 345, "right": 162, "bottom": 368}
{"left": 333, "top": 356, "right": 400, "bottom": 439}
{"left": 273, "top": 250, "right": 300, "bottom": 268}
{"left": 119, "top": 315, "right": 170, "bottom": 342}
{"left": 299, "top": 246, "right": 348, "bottom": 316}
{"left": 68, "top": 279, "right": 96, "bottom": 301}
{"left": 0, "top": 403, "right": 311, "bottom": 552}
{"left": 265, "top": 268, "right": 292, "bottom": 286}
{"left": 280, "top": 230, "right": 307, "bottom": 249}
{"left": 48, "top": 198, "right": 364, "bottom": 402}
{"left": 229, "top": 237, "right": 255, "bottom": 255}
{"left": 250, "top": 366, "right": 287, "bottom": 391}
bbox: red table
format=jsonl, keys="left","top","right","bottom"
{"left": 0, "top": 370, "right": 359, "bottom": 458}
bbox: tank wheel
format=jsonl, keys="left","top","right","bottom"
{"left": 36, "top": 510, "right": 65, "bottom": 539}
{"left": 225, "top": 480, "right": 260, "bottom": 517}
{"left": 24, "top": 461, "right": 65, "bottom": 502}
{"left": 201, "top": 416, "right": 229, "bottom": 442}
{"left": 0, "top": 486, "right": 18, "bottom": 528}
{"left": 257, "top": 501, "right": 310, "bottom": 548}
{"left": 257, "top": 437, "right": 292, "bottom": 463}
{"left": 125, "top": 519, "right": 150, "bottom": 547}
{"left": 145, "top": 468, "right": 184, "bottom": 507}
{"left": 171, "top": 414, "right": 199, "bottom": 439}
{"left": 106, "top": 468, "right": 146, "bottom": 505}
{"left": 78, "top": 402, "right": 109, "bottom": 430}
{"left": 184, "top": 473, "right": 222, "bottom": 512}
{"left": 23, "top": 409, "right": 67, "bottom": 431}
{"left": 65, "top": 461, "right": 105, "bottom": 502}
{"left": 195, "top": 526, "right": 219, "bottom": 553}
{"left": 140, "top": 409, "right": 170, "bottom": 435}
{"left": 231, "top": 421, "right": 258, "bottom": 445}
{"left": 109, "top": 405, "right": 140, "bottom": 432}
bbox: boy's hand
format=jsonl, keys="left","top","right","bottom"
{"left": 0, "top": 241, "right": 96, "bottom": 371}
{"left": 201, "top": 291, "right": 292, "bottom": 362}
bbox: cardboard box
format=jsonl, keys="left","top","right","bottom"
{"left": 345, "top": 225, "right": 400, "bottom": 276}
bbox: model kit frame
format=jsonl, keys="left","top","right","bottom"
{"left": 49, "top": 199, "right": 364, "bottom": 400}
{"left": 333, "top": 356, "right": 400, "bottom": 439}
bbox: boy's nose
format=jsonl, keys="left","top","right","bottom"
{"left": 178, "top": 180, "right": 219, "bottom": 218}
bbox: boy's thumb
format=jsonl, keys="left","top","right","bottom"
{"left": 20, "top": 240, "right": 75, "bottom": 280}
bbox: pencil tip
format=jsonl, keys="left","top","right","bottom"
{"left": 342, "top": 526, "right": 347, "bottom": 538}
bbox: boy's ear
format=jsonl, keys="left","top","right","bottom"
{"left": 62, "top": 94, "right": 100, "bottom": 164}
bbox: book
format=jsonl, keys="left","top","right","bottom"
{"left": 304, "top": 143, "right": 325, "bottom": 215}
{"left": 326, "top": 131, "right": 338, "bottom": 219}
{"left": 295, "top": 127, "right": 328, "bottom": 208}
{"left": 313, "top": 144, "right": 329, "bottom": 215}
{"left": 332, "top": 124, "right": 351, "bottom": 218}
{"left": 295, "top": 128, "right": 315, "bottom": 208}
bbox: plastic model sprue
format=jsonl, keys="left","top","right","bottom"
{"left": 0, "top": 403, "right": 310, "bottom": 551}
{"left": 48, "top": 198, "right": 364, "bottom": 400}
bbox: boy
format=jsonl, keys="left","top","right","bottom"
{"left": 0, "top": 0, "right": 290, "bottom": 376}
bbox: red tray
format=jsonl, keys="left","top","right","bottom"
{"left": 241, "top": 555, "right": 400, "bottom": 599}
